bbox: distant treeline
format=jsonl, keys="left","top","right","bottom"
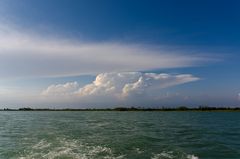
{"left": 1, "top": 106, "right": 240, "bottom": 111}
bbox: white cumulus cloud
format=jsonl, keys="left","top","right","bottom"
{"left": 41, "top": 72, "right": 199, "bottom": 104}
{"left": 41, "top": 82, "right": 79, "bottom": 96}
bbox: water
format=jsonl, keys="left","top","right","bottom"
{"left": 0, "top": 111, "right": 239, "bottom": 159}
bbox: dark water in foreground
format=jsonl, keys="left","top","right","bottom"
{"left": 0, "top": 111, "right": 239, "bottom": 159}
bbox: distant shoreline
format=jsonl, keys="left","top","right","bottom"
{"left": 1, "top": 106, "right": 240, "bottom": 111}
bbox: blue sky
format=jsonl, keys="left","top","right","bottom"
{"left": 0, "top": 0, "right": 239, "bottom": 108}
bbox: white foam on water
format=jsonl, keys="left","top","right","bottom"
{"left": 32, "top": 139, "right": 51, "bottom": 150}
{"left": 18, "top": 137, "right": 124, "bottom": 159}
{"left": 18, "top": 138, "right": 199, "bottom": 159}
{"left": 187, "top": 154, "right": 199, "bottom": 159}
{"left": 151, "top": 151, "right": 174, "bottom": 159}
{"left": 134, "top": 147, "right": 144, "bottom": 154}
{"left": 151, "top": 151, "right": 199, "bottom": 159}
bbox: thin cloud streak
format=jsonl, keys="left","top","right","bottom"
{"left": 0, "top": 23, "right": 211, "bottom": 78}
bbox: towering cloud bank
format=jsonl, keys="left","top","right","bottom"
{"left": 42, "top": 72, "right": 199, "bottom": 104}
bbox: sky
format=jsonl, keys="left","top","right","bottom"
{"left": 0, "top": 0, "right": 239, "bottom": 108}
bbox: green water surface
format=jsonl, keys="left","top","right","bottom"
{"left": 0, "top": 111, "right": 239, "bottom": 159}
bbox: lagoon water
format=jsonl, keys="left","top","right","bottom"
{"left": 0, "top": 111, "right": 239, "bottom": 159}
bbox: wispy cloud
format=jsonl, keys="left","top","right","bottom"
{"left": 238, "top": 93, "right": 240, "bottom": 101}
{"left": 0, "top": 23, "right": 211, "bottom": 78}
